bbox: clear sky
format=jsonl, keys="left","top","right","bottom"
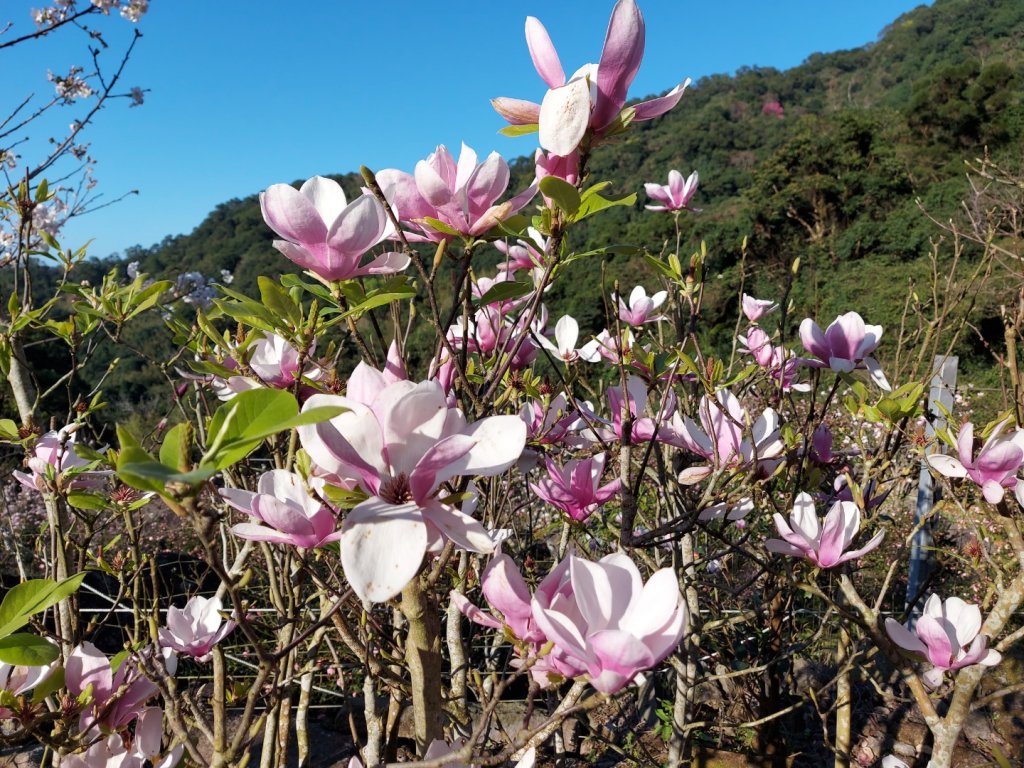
{"left": 5, "top": 1, "right": 930, "bottom": 259}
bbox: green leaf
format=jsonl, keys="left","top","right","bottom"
{"left": 203, "top": 390, "right": 344, "bottom": 469}
{"left": 32, "top": 667, "right": 64, "bottom": 703}
{"left": 0, "top": 419, "right": 18, "bottom": 440}
{"left": 66, "top": 492, "right": 108, "bottom": 511}
{"left": 575, "top": 189, "right": 637, "bottom": 220}
{"left": 258, "top": 276, "right": 301, "bottom": 326}
{"left": 341, "top": 288, "right": 417, "bottom": 318}
{"left": 421, "top": 217, "right": 461, "bottom": 237}
{"left": 125, "top": 280, "right": 173, "bottom": 320}
{"left": 477, "top": 280, "right": 532, "bottom": 307}
{"left": 159, "top": 423, "right": 189, "bottom": 472}
{"left": 539, "top": 177, "right": 581, "bottom": 216}
{"left": 0, "top": 634, "right": 59, "bottom": 666}
{"left": 497, "top": 123, "right": 538, "bottom": 137}
{"left": 0, "top": 574, "right": 86, "bottom": 639}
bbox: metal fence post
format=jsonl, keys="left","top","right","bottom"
{"left": 906, "top": 355, "right": 958, "bottom": 623}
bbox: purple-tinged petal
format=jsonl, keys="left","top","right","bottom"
{"left": 491, "top": 97, "right": 542, "bottom": 125}
{"left": 981, "top": 480, "right": 1005, "bottom": 504}
{"left": 571, "top": 553, "right": 641, "bottom": 633}
{"left": 835, "top": 529, "right": 885, "bottom": 564}
{"left": 482, "top": 552, "right": 534, "bottom": 623}
{"left": 942, "top": 597, "right": 981, "bottom": 649}
{"left": 525, "top": 16, "right": 565, "bottom": 89}
{"left": 632, "top": 79, "right": 691, "bottom": 121}
{"left": 260, "top": 184, "right": 327, "bottom": 245}
{"left": 799, "top": 318, "right": 830, "bottom": 362}
{"left": 764, "top": 538, "right": 807, "bottom": 559}
{"left": 915, "top": 615, "right": 955, "bottom": 669}
{"left": 326, "top": 194, "right": 387, "bottom": 257}
{"left": 593, "top": 0, "right": 645, "bottom": 131}
{"left": 451, "top": 591, "right": 503, "bottom": 630}
{"left": 884, "top": 618, "right": 927, "bottom": 655}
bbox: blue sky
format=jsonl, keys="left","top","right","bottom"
{"left": 5, "top": 1, "right": 930, "bottom": 258}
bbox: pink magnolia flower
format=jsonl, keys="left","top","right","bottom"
{"left": 259, "top": 175, "right": 409, "bottom": 282}
{"left": 221, "top": 470, "right": 342, "bottom": 549}
{"left": 534, "top": 148, "right": 580, "bottom": 189}
{"left": 667, "top": 389, "right": 783, "bottom": 483}
{"left": 581, "top": 376, "right": 664, "bottom": 444}
{"left": 738, "top": 327, "right": 807, "bottom": 392}
{"left": 520, "top": 393, "right": 589, "bottom": 446}
{"left": 492, "top": 0, "right": 690, "bottom": 156}
{"left": 698, "top": 497, "right": 753, "bottom": 525}
{"left": 453, "top": 553, "right": 585, "bottom": 686}
{"left": 644, "top": 170, "right": 698, "bottom": 212}
{"left": 0, "top": 657, "right": 58, "bottom": 719}
{"left": 811, "top": 424, "right": 835, "bottom": 464}
{"left": 741, "top": 294, "right": 778, "bottom": 323}
{"left": 298, "top": 378, "right": 526, "bottom": 602}
{"left": 214, "top": 332, "right": 324, "bottom": 399}
{"left": 531, "top": 552, "right": 686, "bottom": 693}
{"left": 799, "top": 312, "right": 890, "bottom": 390}
{"left": 65, "top": 643, "right": 175, "bottom": 732}
{"left": 158, "top": 596, "right": 236, "bottom": 662}
{"left": 62, "top": 707, "right": 183, "bottom": 768}
{"left": 377, "top": 143, "right": 535, "bottom": 242}
{"left": 13, "top": 424, "right": 108, "bottom": 494}
{"left": 765, "top": 492, "right": 884, "bottom": 568}
{"left": 530, "top": 453, "right": 623, "bottom": 522}
{"left": 885, "top": 594, "right": 1002, "bottom": 688}
{"left": 495, "top": 226, "right": 548, "bottom": 275}
{"left": 539, "top": 315, "right": 590, "bottom": 363}
{"left": 927, "top": 419, "right": 1024, "bottom": 504}
{"left": 617, "top": 285, "right": 667, "bottom": 326}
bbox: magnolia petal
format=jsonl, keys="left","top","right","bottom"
{"left": 539, "top": 78, "right": 592, "bottom": 157}
{"left": 450, "top": 591, "right": 503, "bottom": 630}
{"left": 764, "top": 539, "right": 807, "bottom": 559}
{"left": 434, "top": 415, "right": 526, "bottom": 486}
{"left": 593, "top": 0, "right": 645, "bottom": 131}
{"left": 299, "top": 175, "right": 348, "bottom": 225}
{"left": 571, "top": 553, "right": 642, "bottom": 633}
{"left": 915, "top": 615, "right": 955, "bottom": 669}
{"left": 981, "top": 480, "right": 1006, "bottom": 504}
{"left": 927, "top": 454, "right": 968, "bottom": 478}
{"left": 341, "top": 500, "right": 427, "bottom": 603}
{"left": 423, "top": 502, "right": 495, "bottom": 554}
{"left": 799, "top": 318, "right": 830, "bottom": 362}
{"left": 482, "top": 552, "right": 534, "bottom": 622}
{"left": 491, "top": 97, "right": 542, "bottom": 125}
{"left": 632, "top": 78, "right": 691, "bottom": 121}
{"left": 677, "top": 465, "right": 711, "bottom": 484}
{"left": 352, "top": 251, "right": 411, "bottom": 277}
{"left": 260, "top": 184, "right": 327, "bottom": 246}
{"left": 864, "top": 357, "right": 892, "bottom": 391}
{"left": 884, "top": 618, "right": 927, "bottom": 655}
{"left": 230, "top": 523, "right": 298, "bottom": 545}
{"left": 587, "top": 628, "right": 653, "bottom": 681}
{"left": 525, "top": 16, "right": 565, "bottom": 89}
{"left": 837, "top": 529, "right": 885, "bottom": 564}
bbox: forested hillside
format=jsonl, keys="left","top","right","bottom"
{"left": 13, "top": 0, "right": 1024, "bottom": 422}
